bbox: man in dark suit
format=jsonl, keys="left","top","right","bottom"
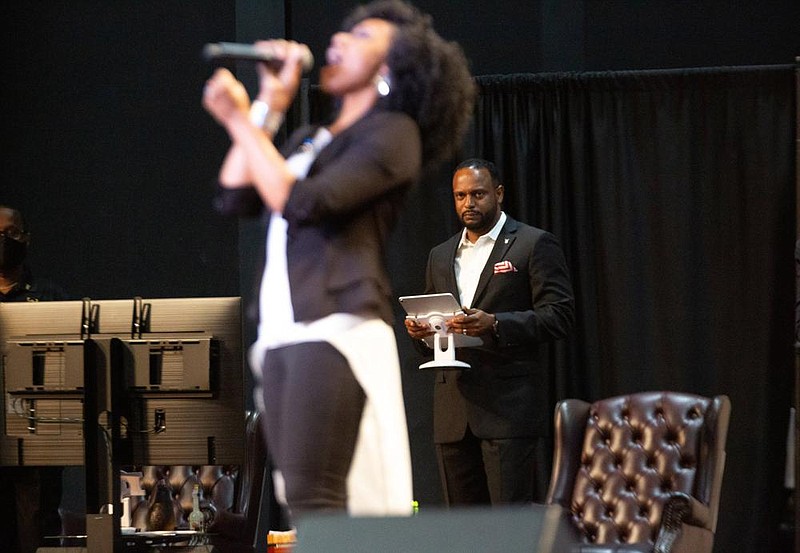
{"left": 405, "top": 158, "right": 574, "bottom": 505}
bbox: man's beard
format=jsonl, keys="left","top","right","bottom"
{"left": 460, "top": 209, "right": 493, "bottom": 232}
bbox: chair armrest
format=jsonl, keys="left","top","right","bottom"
{"left": 654, "top": 492, "right": 713, "bottom": 553}
{"left": 546, "top": 399, "right": 591, "bottom": 507}
{"left": 210, "top": 509, "right": 248, "bottom": 542}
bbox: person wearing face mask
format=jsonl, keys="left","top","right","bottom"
{"left": 202, "top": 0, "right": 474, "bottom": 522}
{"left": 0, "top": 207, "right": 29, "bottom": 279}
{"left": 0, "top": 205, "right": 70, "bottom": 553}
{"left": 0, "top": 206, "right": 69, "bottom": 303}
{"left": 404, "top": 159, "right": 574, "bottom": 507}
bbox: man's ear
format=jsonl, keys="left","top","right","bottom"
{"left": 496, "top": 184, "right": 504, "bottom": 204}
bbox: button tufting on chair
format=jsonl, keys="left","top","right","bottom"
{"left": 545, "top": 391, "right": 731, "bottom": 553}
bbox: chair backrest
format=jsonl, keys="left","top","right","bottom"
{"left": 545, "top": 391, "right": 730, "bottom": 547}
{"left": 128, "top": 410, "right": 266, "bottom": 540}
{"left": 233, "top": 409, "right": 268, "bottom": 540}
{"left": 129, "top": 463, "right": 237, "bottom": 529}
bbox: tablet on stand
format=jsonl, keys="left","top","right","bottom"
{"left": 398, "top": 293, "right": 481, "bottom": 370}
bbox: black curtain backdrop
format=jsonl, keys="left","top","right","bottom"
{"left": 297, "top": 65, "right": 794, "bottom": 551}
{"left": 327, "top": 65, "right": 793, "bottom": 553}
{"left": 458, "top": 66, "right": 796, "bottom": 553}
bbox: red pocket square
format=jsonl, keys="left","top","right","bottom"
{"left": 493, "top": 260, "right": 518, "bottom": 274}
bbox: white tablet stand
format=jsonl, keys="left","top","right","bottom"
{"left": 418, "top": 314, "right": 471, "bottom": 370}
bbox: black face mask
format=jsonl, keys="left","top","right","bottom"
{"left": 0, "top": 234, "right": 27, "bottom": 270}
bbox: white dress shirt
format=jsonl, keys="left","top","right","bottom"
{"left": 455, "top": 211, "right": 507, "bottom": 308}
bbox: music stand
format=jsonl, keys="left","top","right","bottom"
{"left": 399, "top": 293, "right": 481, "bottom": 370}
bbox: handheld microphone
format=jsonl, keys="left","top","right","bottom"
{"left": 202, "top": 42, "right": 314, "bottom": 72}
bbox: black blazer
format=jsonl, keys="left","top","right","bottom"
{"left": 215, "top": 108, "right": 421, "bottom": 325}
{"left": 423, "top": 216, "right": 575, "bottom": 441}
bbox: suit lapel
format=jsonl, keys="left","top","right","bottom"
{"left": 471, "top": 218, "right": 518, "bottom": 307}
{"left": 444, "top": 234, "right": 462, "bottom": 301}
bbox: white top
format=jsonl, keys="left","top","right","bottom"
{"left": 252, "top": 127, "right": 345, "bottom": 360}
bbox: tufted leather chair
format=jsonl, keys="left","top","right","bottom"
{"left": 545, "top": 391, "right": 731, "bottom": 553}
{"left": 60, "top": 411, "right": 267, "bottom": 553}
{"left": 130, "top": 411, "right": 267, "bottom": 552}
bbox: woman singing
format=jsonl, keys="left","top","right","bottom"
{"left": 202, "top": 0, "right": 474, "bottom": 520}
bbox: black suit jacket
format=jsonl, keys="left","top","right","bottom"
{"left": 215, "top": 108, "right": 421, "bottom": 325}
{"left": 424, "top": 216, "right": 574, "bottom": 442}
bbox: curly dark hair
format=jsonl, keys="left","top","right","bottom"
{"left": 342, "top": 0, "right": 476, "bottom": 171}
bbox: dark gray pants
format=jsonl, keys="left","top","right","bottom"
{"left": 436, "top": 425, "right": 550, "bottom": 505}
{"left": 260, "top": 341, "right": 365, "bottom": 520}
